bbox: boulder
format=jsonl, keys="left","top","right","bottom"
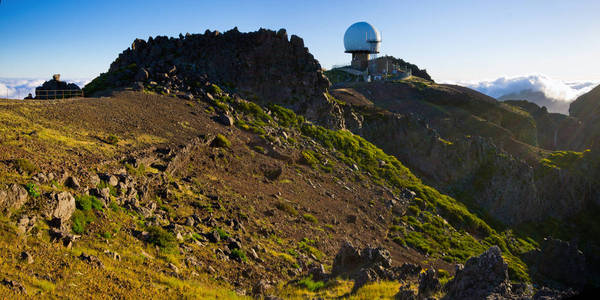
{"left": 418, "top": 269, "right": 441, "bottom": 297}
{"left": 443, "top": 246, "right": 513, "bottom": 300}
{"left": 79, "top": 252, "right": 104, "bottom": 269}
{"left": 395, "top": 288, "right": 417, "bottom": 300}
{"left": 331, "top": 241, "right": 362, "bottom": 276}
{"left": 89, "top": 174, "right": 101, "bottom": 187}
{"left": 34, "top": 75, "right": 82, "bottom": 99}
{"left": 92, "top": 28, "right": 343, "bottom": 129}
{"left": 330, "top": 241, "right": 399, "bottom": 292}
{"left": 308, "top": 263, "right": 327, "bottom": 281}
{"left": 135, "top": 68, "right": 149, "bottom": 82}
{"left": 0, "top": 184, "right": 29, "bottom": 214}
{"left": 51, "top": 192, "right": 76, "bottom": 222}
{"left": 216, "top": 113, "right": 234, "bottom": 126}
{"left": 108, "top": 175, "right": 119, "bottom": 187}
{"left": 65, "top": 176, "right": 80, "bottom": 189}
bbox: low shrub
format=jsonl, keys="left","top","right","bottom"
{"left": 230, "top": 249, "right": 247, "bottom": 262}
{"left": 25, "top": 183, "right": 40, "bottom": 198}
{"left": 275, "top": 200, "right": 298, "bottom": 216}
{"left": 71, "top": 210, "right": 94, "bottom": 234}
{"left": 106, "top": 134, "right": 119, "bottom": 145}
{"left": 297, "top": 275, "right": 325, "bottom": 292}
{"left": 75, "top": 195, "right": 103, "bottom": 211}
{"left": 302, "top": 213, "right": 318, "bottom": 224}
{"left": 14, "top": 158, "right": 37, "bottom": 174}
{"left": 215, "top": 227, "right": 230, "bottom": 239}
{"left": 147, "top": 226, "right": 177, "bottom": 250}
{"left": 211, "top": 134, "right": 231, "bottom": 148}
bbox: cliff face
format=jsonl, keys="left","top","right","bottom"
{"left": 332, "top": 80, "right": 539, "bottom": 152}
{"left": 335, "top": 82, "right": 599, "bottom": 225}
{"left": 504, "top": 100, "right": 582, "bottom": 150}
{"left": 567, "top": 84, "right": 600, "bottom": 150}
{"left": 87, "top": 28, "right": 345, "bottom": 128}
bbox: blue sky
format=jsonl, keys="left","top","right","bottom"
{"left": 1, "top": 0, "right": 599, "bottom": 83}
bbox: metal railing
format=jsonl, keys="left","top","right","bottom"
{"left": 34, "top": 89, "right": 84, "bottom": 100}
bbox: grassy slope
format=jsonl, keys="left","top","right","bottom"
{"left": 0, "top": 87, "right": 538, "bottom": 298}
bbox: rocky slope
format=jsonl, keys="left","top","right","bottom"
{"left": 3, "top": 27, "right": 596, "bottom": 298}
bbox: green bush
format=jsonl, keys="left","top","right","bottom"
{"left": 147, "top": 226, "right": 177, "bottom": 250}
{"left": 214, "top": 227, "right": 230, "bottom": 239}
{"left": 76, "top": 195, "right": 103, "bottom": 211}
{"left": 71, "top": 210, "right": 94, "bottom": 234}
{"left": 268, "top": 104, "right": 304, "bottom": 128}
{"left": 207, "top": 84, "right": 222, "bottom": 96}
{"left": 230, "top": 249, "right": 247, "bottom": 262}
{"left": 300, "top": 150, "right": 319, "bottom": 167}
{"left": 15, "top": 159, "right": 37, "bottom": 174}
{"left": 106, "top": 134, "right": 119, "bottom": 145}
{"left": 25, "top": 183, "right": 40, "bottom": 198}
{"left": 275, "top": 200, "right": 298, "bottom": 216}
{"left": 302, "top": 213, "right": 318, "bottom": 224}
{"left": 211, "top": 134, "right": 231, "bottom": 148}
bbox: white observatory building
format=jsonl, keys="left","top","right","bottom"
{"left": 344, "top": 22, "right": 381, "bottom": 71}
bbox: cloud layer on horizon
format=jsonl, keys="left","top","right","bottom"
{"left": 449, "top": 74, "right": 598, "bottom": 103}
{"left": 0, "top": 78, "right": 90, "bottom": 99}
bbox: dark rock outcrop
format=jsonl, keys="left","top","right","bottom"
{"left": 443, "top": 246, "right": 519, "bottom": 300}
{"left": 86, "top": 28, "right": 344, "bottom": 128}
{"left": 527, "top": 237, "right": 587, "bottom": 287}
{"left": 418, "top": 269, "right": 441, "bottom": 297}
{"left": 34, "top": 74, "right": 82, "bottom": 99}
{"left": 330, "top": 241, "right": 420, "bottom": 292}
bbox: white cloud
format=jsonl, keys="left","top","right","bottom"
{"left": 443, "top": 74, "right": 599, "bottom": 114}
{"left": 0, "top": 78, "right": 90, "bottom": 99}
{"left": 447, "top": 74, "right": 597, "bottom": 103}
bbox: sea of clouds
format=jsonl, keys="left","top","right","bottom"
{"left": 447, "top": 74, "right": 598, "bottom": 114}
{"left": 0, "top": 78, "right": 90, "bottom": 99}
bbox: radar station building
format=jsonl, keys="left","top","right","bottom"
{"left": 343, "top": 22, "right": 381, "bottom": 71}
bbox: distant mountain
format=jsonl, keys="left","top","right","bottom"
{"left": 459, "top": 75, "right": 597, "bottom": 115}
{"left": 498, "top": 89, "right": 571, "bottom": 114}
{"left": 568, "top": 84, "right": 600, "bottom": 149}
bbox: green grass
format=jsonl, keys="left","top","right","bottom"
{"left": 297, "top": 275, "right": 326, "bottom": 292}
{"left": 540, "top": 150, "right": 588, "bottom": 170}
{"left": 302, "top": 213, "right": 318, "bottom": 224}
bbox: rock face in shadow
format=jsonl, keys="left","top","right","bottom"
{"left": 443, "top": 246, "right": 513, "bottom": 300}
{"left": 87, "top": 28, "right": 344, "bottom": 128}
{"left": 527, "top": 237, "right": 587, "bottom": 287}
{"left": 34, "top": 74, "right": 82, "bottom": 99}
{"left": 329, "top": 241, "right": 422, "bottom": 292}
